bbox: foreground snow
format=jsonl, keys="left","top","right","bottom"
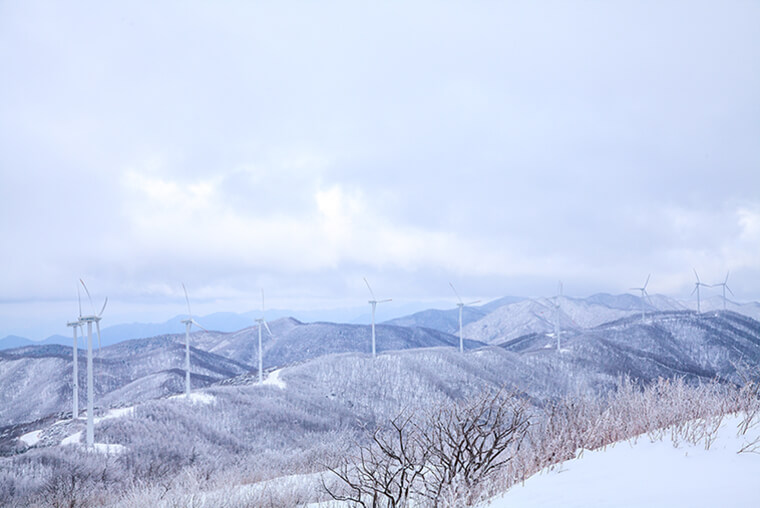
{"left": 487, "top": 414, "right": 760, "bottom": 508}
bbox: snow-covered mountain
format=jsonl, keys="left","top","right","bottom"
{"left": 459, "top": 293, "right": 691, "bottom": 344}
{"left": 0, "top": 321, "right": 480, "bottom": 427}
{"left": 383, "top": 306, "right": 489, "bottom": 334}
{"left": 0, "top": 339, "right": 252, "bottom": 427}
{"left": 498, "top": 310, "right": 760, "bottom": 388}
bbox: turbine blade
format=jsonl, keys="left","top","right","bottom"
{"left": 191, "top": 320, "right": 208, "bottom": 332}
{"left": 558, "top": 280, "right": 563, "bottom": 296}
{"left": 644, "top": 274, "right": 650, "bottom": 290}
{"left": 263, "top": 320, "right": 273, "bottom": 337}
{"left": 690, "top": 285, "right": 698, "bottom": 296}
{"left": 99, "top": 297, "right": 108, "bottom": 317}
{"left": 182, "top": 283, "right": 192, "bottom": 318}
{"left": 77, "top": 286, "right": 82, "bottom": 318}
{"left": 378, "top": 298, "right": 392, "bottom": 303}
{"left": 693, "top": 268, "right": 700, "bottom": 283}
{"left": 363, "top": 277, "right": 376, "bottom": 300}
{"left": 726, "top": 285, "right": 735, "bottom": 297}
{"left": 80, "top": 279, "right": 96, "bottom": 315}
{"left": 95, "top": 320, "right": 102, "bottom": 353}
{"left": 449, "top": 282, "right": 463, "bottom": 304}
{"left": 725, "top": 270, "right": 730, "bottom": 284}
{"left": 261, "top": 288, "right": 265, "bottom": 313}
{"left": 466, "top": 300, "right": 481, "bottom": 306}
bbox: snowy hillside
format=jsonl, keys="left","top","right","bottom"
{"left": 0, "top": 321, "right": 480, "bottom": 427}
{"left": 461, "top": 296, "right": 635, "bottom": 344}
{"left": 488, "top": 413, "right": 760, "bottom": 508}
{"left": 190, "top": 318, "right": 483, "bottom": 368}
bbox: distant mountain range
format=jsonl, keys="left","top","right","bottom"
{"left": 2, "top": 292, "right": 760, "bottom": 429}
{"left": 5, "top": 292, "right": 758, "bottom": 352}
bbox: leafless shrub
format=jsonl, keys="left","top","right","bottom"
{"left": 323, "top": 390, "right": 531, "bottom": 507}
{"left": 416, "top": 390, "right": 530, "bottom": 505}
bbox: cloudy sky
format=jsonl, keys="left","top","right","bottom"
{"left": 1, "top": 1, "right": 758, "bottom": 339}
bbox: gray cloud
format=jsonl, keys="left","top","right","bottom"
{"left": 1, "top": 1, "right": 759, "bottom": 338}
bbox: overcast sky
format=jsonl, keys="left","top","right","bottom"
{"left": 1, "top": 1, "right": 759, "bottom": 339}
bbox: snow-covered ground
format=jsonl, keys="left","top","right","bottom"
{"left": 169, "top": 391, "right": 216, "bottom": 404}
{"left": 487, "top": 414, "right": 760, "bottom": 508}
{"left": 94, "top": 406, "right": 134, "bottom": 423}
{"left": 61, "top": 431, "right": 81, "bottom": 446}
{"left": 19, "top": 429, "right": 42, "bottom": 446}
{"left": 263, "top": 368, "right": 286, "bottom": 389}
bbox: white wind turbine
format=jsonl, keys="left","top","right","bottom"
{"left": 255, "top": 289, "right": 274, "bottom": 384}
{"left": 630, "top": 274, "right": 652, "bottom": 321}
{"left": 181, "top": 283, "right": 207, "bottom": 396}
{"left": 364, "top": 278, "right": 391, "bottom": 358}
{"left": 66, "top": 297, "right": 85, "bottom": 420}
{"left": 78, "top": 279, "right": 107, "bottom": 447}
{"left": 449, "top": 282, "right": 480, "bottom": 354}
{"left": 712, "top": 271, "right": 735, "bottom": 311}
{"left": 691, "top": 269, "right": 709, "bottom": 314}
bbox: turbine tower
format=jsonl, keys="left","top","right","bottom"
{"left": 712, "top": 271, "right": 734, "bottom": 311}
{"left": 79, "top": 279, "right": 106, "bottom": 448}
{"left": 181, "top": 283, "right": 207, "bottom": 396}
{"left": 449, "top": 282, "right": 480, "bottom": 354}
{"left": 554, "top": 281, "right": 563, "bottom": 351}
{"left": 691, "top": 269, "right": 709, "bottom": 313}
{"left": 364, "top": 278, "right": 391, "bottom": 358}
{"left": 66, "top": 314, "right": 83, "bottom": 420}
{"left": 255, "top": 289, "right": 274, "bottom": 384}
{"left": 630, "top": 274, "right": 651, "bottom": 321}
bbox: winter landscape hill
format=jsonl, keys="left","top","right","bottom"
{"left": 1, "top": 295, "right": 760, "bottom": 506}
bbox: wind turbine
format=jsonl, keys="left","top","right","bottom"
{"left": 66, "top": 309, "right": 84, "bottom": 420}
{"left": 691, "top": 269, "right": 709, "bottom": 314}
{"left": 255, "top": 289, "right": 274, "bottom": 384}
{"left": 712, "top": 271, "right": 734, "bottom": 311}
{"left": 364, "top": 278, "right": 391, "bottom": 358}
{"left": 78, "top": 279, "right": 107, "bottom": 447}
{"left": 630, "top": 274, "right": 651, "bottom": 321}
{"left": 449, "top": 283, "right": 481, "bottom": 354}
{"left": 181, "top": 283, "right": 207, "bottom": 396}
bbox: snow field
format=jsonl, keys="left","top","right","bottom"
{"left": 486, "top": 414, "right": 760, "bottom": 508}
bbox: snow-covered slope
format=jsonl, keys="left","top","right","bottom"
{"left": 488, "top": 413, "right": 760, "bottom": 508}
{"left": 499, "top": 310, "right": 760, "bottom": 386}
{"left": 192, "top": 318, "right": 484, "bottom": 368}
{"left": 462, "top": 296, "right": 636, "bottom": 344}
{"left": 383, "top": 306, "right": 488, "bottom": 334}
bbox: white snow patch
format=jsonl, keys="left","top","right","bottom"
{"left": 170, "top": 392, "right": 216, "bottom": 404}
{"left": 263, "top": 369, "right": 286, "bottom": 389}
{"left": 487, "top": 414, "right": 760, "bottom": 508}
{"left": 61, "top": 432, "right": 82, "bottom": 446}
{"left": 20, "top": 430, "right": 42, "bottom": 446}
{"left": 92, "top": 443, "right": 126, "bottom": 454}
{"left": 94, "top": 406, "right": 134, "bottom": 423}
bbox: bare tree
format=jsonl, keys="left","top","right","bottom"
{"left": 322, "top": 412, "right": 427, "bottom": 507}
{"left": 417, "top": 390, "right": 531, "bottom": 504}
{"left": 323, "top": 390, "right": 531, "bottom": 507}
